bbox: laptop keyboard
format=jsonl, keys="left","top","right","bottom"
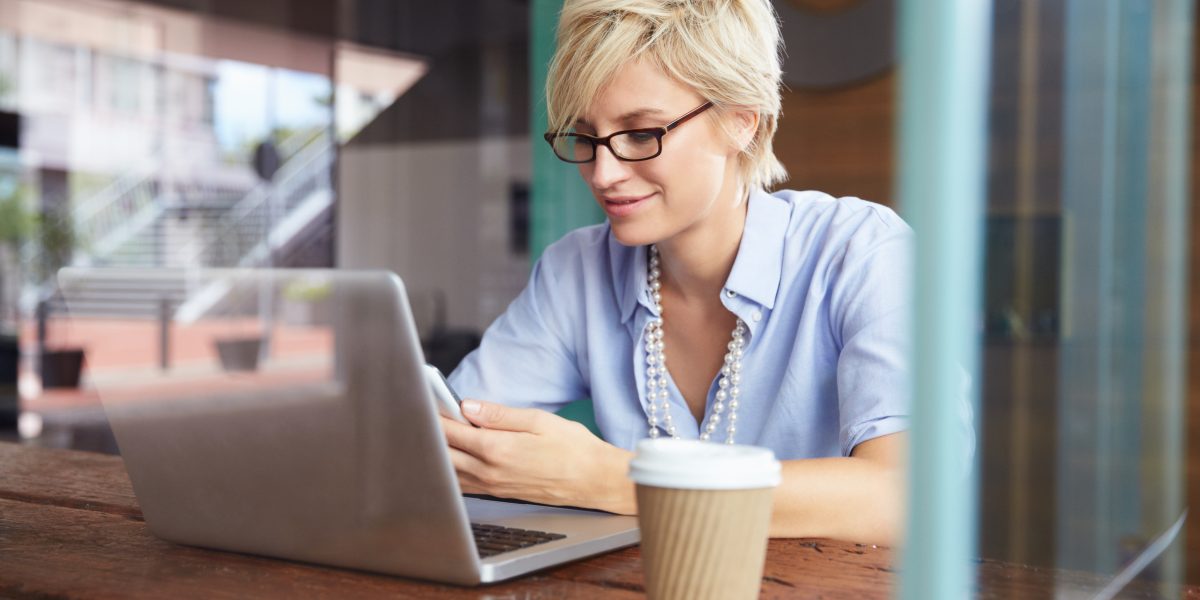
{"left": 471, "top": 523, "right": 567, "bottom": 558}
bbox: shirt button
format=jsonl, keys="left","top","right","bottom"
{"left": 751, "top": 310, "right": 763, "bottom": 322}
{"left": 725, "top": 289, "right": 737, "bottom": 298}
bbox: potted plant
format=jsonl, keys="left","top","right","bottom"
{"left": 0, "top": 184, "right": 34, "bottom": 328}
{"left": 0, "top": 185, "right": 30, "bottom": 425}
{"left": 214, "top": 335, "right": 262, "bottom": 372}
{"left": 34, "top": 209, "right": 86, "bottom": 389}
{"left": 213, "top": 285, "right": 269, "bottom": 373}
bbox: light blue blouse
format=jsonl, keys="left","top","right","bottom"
{"left": 450, "top": 188, "right": 926, "bottom": 460}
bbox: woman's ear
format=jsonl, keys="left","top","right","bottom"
{"left": 730, "top": 109, "right": 759, "bottom": 153}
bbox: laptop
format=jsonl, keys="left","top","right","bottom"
{"left": 57, "top": 268, "right": 639, "bottom": 585}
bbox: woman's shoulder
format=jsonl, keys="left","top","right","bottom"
{"left": 529, "top": 223, "right": 631, "bottom": 296}
{"left": 770, "top": 189, "right": 910, "bottom": 236}
{"left": 536, "top": 223, "right": 614, "bottom": 269}
{"left": 763, "top": 189, "right": 913, "bottom": 283}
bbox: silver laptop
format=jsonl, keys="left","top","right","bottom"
{"left": 57, "top": 268, "right": 638, "bottom": 585}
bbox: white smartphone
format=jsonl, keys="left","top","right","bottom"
{"left": 424, "top": 364, "right": 473, "bottom": 426}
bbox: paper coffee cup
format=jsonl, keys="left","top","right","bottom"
{"left": 629, "top": 439, "right": 781, "bottom": 600}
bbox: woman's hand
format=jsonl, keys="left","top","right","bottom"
{"left": 441, "top": 400, "right": 635, "bottom": 514}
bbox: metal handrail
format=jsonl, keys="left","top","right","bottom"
{"left": 179, "top": 130, "right": 334, "bottom": 268}
{"left": 72, "top": 126, "right": 324, "bottom": 264}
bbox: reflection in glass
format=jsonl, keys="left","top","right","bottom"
{"left": 977, "top": 0, "right": 1192, "bottom": 596}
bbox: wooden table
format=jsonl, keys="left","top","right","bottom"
{"left": 0, "top": 442, "right": 1190, "bottom": 599}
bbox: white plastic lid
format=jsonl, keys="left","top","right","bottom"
{"left": 628, "top": 438, "right": 782, "bottom": 490}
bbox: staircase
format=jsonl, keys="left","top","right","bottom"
{"left": 36, "top": 128, "right": 337, "bottom": 320}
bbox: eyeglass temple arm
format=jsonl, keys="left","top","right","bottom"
{"left": 664, "top": 101, "right": 714, "bottom": 131}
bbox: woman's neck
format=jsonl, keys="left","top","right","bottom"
{"left": 657, "top": 185, "right": 749, "bottom": 305}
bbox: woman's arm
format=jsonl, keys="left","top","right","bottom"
{"left": 769, "top": 433, "right": 906, "bottom": 544}
{"left": 443, "top": 400, "right": 907, "bottom": 545}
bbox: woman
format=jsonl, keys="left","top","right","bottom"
{"left": 444, "top": 0, "right": 912, "bottom": 544}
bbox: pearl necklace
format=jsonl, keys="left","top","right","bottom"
{"left": 643, "top": 244, "right": 746, "bottom": 444}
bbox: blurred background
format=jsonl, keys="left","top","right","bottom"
{"left": 0, "top": 0, "right": 1193, "bottom": 595}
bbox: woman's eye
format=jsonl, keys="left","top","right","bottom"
{"left": 627, "top": 132, "right": 656, "bottom": 143}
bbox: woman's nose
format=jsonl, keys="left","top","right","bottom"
{"left": 586, "top": 145, "right": 631, "bottom": 190}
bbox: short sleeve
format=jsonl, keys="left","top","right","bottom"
{"left": 448, "top": 249, "right": 587, "bottom": 412}
{"left": 829, "top": 208, "right": 915, "bottom": 457}
{"left": 829, "top": 207, "right": 976, "bottom": 462}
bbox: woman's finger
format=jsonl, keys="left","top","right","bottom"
{"left": 460, "top": 399, "right": 546, "bottom": 433}
{"left": 441, "top": 415, "right": 490, "bottom": 457}
{"left": 447, "top": 445, "right": 488, "bottom": 474}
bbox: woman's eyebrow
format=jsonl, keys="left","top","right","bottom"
{"left": 616, "top": 108, "right": 666, "bottom": 122}
{"left": 574, "top": 108, "right": 666, "bottom": 129}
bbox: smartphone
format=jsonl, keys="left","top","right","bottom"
{"left": 424, "top": 364, "right": 473, "bottom": 426}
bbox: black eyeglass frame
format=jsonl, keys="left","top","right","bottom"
{"left": 543, "top": 101, "right": 715, "bottom": 164}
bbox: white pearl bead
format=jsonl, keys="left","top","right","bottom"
{"left": 643, "top": 245, "right": 748, "bottom": 443}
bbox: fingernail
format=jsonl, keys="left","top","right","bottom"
{"left": 461, "top": 400, "right": 481, "bottom": 415}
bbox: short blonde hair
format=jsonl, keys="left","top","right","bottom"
{"left": 546, "top": 0, "right": 787, "bottom": 190}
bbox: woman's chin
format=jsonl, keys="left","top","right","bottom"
{"left": 608, "top": 221, "right": 662, "bottom": 247}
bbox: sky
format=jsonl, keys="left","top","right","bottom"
{"left": 211, "top": 60, "right": 332, "bottom": 153}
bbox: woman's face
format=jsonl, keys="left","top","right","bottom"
{"left": 574, "top": 60, "right": 744, "bottom": 247}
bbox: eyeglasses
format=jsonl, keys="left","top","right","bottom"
{"left": 543, "top": 102, "right": 714, "bottom": 164}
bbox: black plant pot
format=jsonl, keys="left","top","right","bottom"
{"left": 41, "top": 348, "right": 85, "bottom": 389}
{"left": 215, "top": 337, "right": 262, "bottom": 372}
{"left": 0, "top": 335, "right": 17, "bottom": 430}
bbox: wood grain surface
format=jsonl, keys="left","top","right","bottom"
{"left": 0, "top": 442, "right": 1194, "bottom": 599}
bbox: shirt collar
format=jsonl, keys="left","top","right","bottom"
{"left": 612, "top": 234, "right": 646, "bottom": 325}
{"left": 723, "top": 188, "right": 789, "bottom": 310}
{"left": 613, "top": 188, "right": 791, "bottom": 324}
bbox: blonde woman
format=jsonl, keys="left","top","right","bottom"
{"left": 445, "top": 0, "right": 918, "bottom": 544}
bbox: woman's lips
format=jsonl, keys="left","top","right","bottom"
{"left": 601, "top": 193, "right": 654, "bottom": 218}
